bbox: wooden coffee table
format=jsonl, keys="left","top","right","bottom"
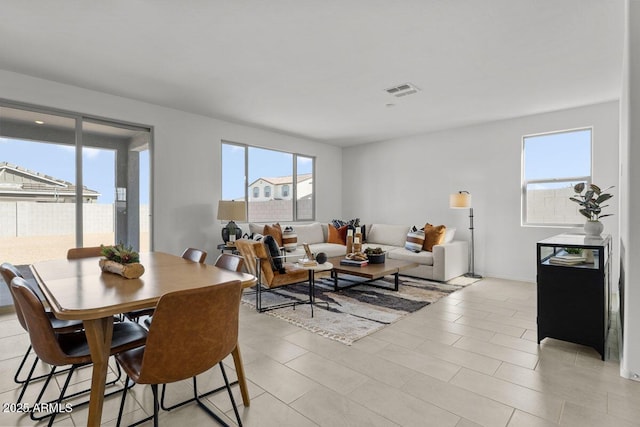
{"left": 327, "top": 256, "right": 419, "bottom": 291}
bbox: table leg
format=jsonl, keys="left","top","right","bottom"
{"left": 83, "top": 316, "right": 114, "bottom": 427}
{"left": 231, "top": 345, "right": 250, "bottom": 407}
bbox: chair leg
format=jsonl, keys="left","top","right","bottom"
{"left": 30, "top": 365, "right": 77, "bottom": 424}
{"left": 219, "top": 362, "right": 243, "bottom": 427}
{"left": 151, "top": 384, "right": 160, "bottom": 427}
{"left": 193, "top": 376, "right": 234, "bottom": 427}
{"left": 16, "top": 352, "right": 40, "bottom": 403}
{"left": 14, "top": 344, "right": 33, "bottom": 384}
{"left": 115, "top": 375, "right": 129, "bottom": 427}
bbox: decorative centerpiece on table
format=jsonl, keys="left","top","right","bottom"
{"left": 99, "top": 244, "right": 145, "bottom": 279}
{"left": 364, "top": 247, "right": 386, "bottom": 264}
{"left": 569, "top": 183, "right": 614, "bottom": 236}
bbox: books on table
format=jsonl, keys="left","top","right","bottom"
{"left": 340, "top": 258, "right": 368, "bottom": 267}
{"left": 549, "top": 254, "right": 587, "bottom": 266}
{"left": 299, "top": 259, "right": 318, "bottom": 267}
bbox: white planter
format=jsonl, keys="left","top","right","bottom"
{"left": 584, "top": 220, "right": 604, "bottom": 236}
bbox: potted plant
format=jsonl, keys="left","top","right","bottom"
{"left": 99, "top": 243, "right": 145, "bottom": 279}
{"left": 569, "top": 183, "right": 614, "bottom": 236}
{"left": 364, "top": 247, "right": 386, "bottom": 264}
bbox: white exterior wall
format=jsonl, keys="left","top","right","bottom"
{"left": 343, "top": 101, "right": 620, "bottom": 283}
{"left": 0, "top": 70, "right": 342, "bottom": 258}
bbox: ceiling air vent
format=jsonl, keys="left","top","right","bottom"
{"left": 385, "top": 82, "right": 420, "bottom": 98}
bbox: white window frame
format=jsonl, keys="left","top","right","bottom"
{"left": 221, "top": 141, "right": 315, "bottom": 222}
{"left": 521, "top": 127, "right": 592, "bottom": 227}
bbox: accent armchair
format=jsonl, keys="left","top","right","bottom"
{"left": 234, "top": 238, "right": 310, "bottom": 312}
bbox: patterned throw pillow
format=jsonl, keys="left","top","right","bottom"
{"left": 282, "top": 226, "right": 298, "bottom": 252}
{"left": 423, "top": 223, "right": 447, "bottom": 251}
{"left": 405, "top": 226, "right": 425, "bottom": 253}
{"left": 332, "top": 218, "right": 365, "bottom": 242}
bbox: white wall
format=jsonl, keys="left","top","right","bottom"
{"left": 343, "top": 101, "right": 619, "bottom": 282}
{"left": 620, "top": 0, "right": 640, "bottom": 381}
{"left": 0, "top": 70, "right": 343, "bottom": 259}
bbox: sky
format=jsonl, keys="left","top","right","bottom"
{"left": 0, "top": 137, "right": 150, "bottom": 204}
{"left": 222, "top": 143, "right": 313, "bottom": 200}
{"left": 524, "top": 128, "right": 591, "bottom": 188}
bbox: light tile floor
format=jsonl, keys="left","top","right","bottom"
{"left": 1, "top": 277, "right": 639, "bottom": 426}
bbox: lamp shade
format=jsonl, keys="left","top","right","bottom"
{"left": 450, "top": 191, "right": 471, "bottom": 209}
{"left": 217, "top": 200, "right": 247, "bottom": 221}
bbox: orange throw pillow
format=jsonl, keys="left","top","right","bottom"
{"left": 328, "top": 224, "right": 348, "bottom": 244}
{"left": 423, "top": 223, "right": 446, "bottom": 251}
{"left": 263, "top": 223, "right": 283, "bottom": 246}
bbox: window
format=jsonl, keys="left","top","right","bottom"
{"left": 522, "top": 128, "right": 592, "bottom": 226}
{"left": 221, "top": 141, "right": 315, "bottom": 222}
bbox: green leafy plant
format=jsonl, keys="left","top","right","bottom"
{"left": 364, "top": 247, "right": 384, "bottom": 255}
{"left": 100, "top": 243, "right": 140, "bottom": 264}
{"left": 569, "top": 183, "right": 614, "bottom": 221}
{"left": 565, "top": 247, "right": 582, "bottom": 255}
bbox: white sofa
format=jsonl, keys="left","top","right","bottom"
{"left": 246, "top": 222, "right": 469, "bottom": 282}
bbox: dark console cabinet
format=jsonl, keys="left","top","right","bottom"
{"left": 537, "top": 233, "right": 611, "bottom": 360}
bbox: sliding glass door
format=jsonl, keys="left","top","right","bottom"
{"left": 0, "top": 102, "right": 151, "bottom": 265}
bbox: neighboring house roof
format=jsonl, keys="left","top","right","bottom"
{"left": 248, "top": 173, "right": 312, "bottom": 187}
{"left": 0, "top": 162, "right": 100, "bottom": 201}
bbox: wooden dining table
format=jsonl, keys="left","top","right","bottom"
{"left": 30, "top": 251, "right": 257, "bottom": 427}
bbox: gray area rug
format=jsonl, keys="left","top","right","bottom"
{"left": 242, "top": 274, "right": 479, "bottom": 345}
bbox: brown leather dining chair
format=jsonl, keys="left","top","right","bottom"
{"left": 214, "top": 253, "right": 244, "bottom": 272}
{"left": 156, "top": 251, "right": 248, "bottom": 409}
{"left": 66, "top": 246, "right": 105, "bottom": 259}
{"left": 181, "top": 247, "right": 208, "bottom": 263}
{"left": 115, "top": 280, "right": 244, "bottom": 427}
{"left": 10, "top": 277, "right": 148, "bottom": 426}
{"left": 0, "top": 262, "right": 84, "bottom": 403}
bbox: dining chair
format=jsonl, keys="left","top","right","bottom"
{"left": 181, "top": 247, "right": 208, "bottom": 263}
{"left": 0, "top": 263, "right": 84, "bottom": 402}
{"left": 214, "top": 253, "right": 244, "bottom": 272}
{"left": 10, "top": 277, "right": 148, "bottom": 426}
{"left": 66, "top": 246, "right": 105, "bottom": 259}
{"left": 234, "top": 238, "right": 309, "bottom": 312}
{"left": 157, "top": 252, "right": 247, "bottom": 409}
{"left": 115, "top": 280, "right": 244, "bottom": 427}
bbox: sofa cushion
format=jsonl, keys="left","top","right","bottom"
{"left": 294, "top": 222, "right": 325, "bottom": 244}
{"left": 362, "top": 243, "right": 398, "bottom": 254}
{"left": 405, "top": 226, "right": 425, "bottom": 253}
{"left": 444, "top": 227, "right": 456, "bottom": 243}
{"left": 367, "top": 224, "right": 410, "bottom": 247}
{"left": 263, "top": 223, "right": 283, "bottom": 246}
{"left": 308, "top": 242, "right": 347, "bottom": 258}
{"left": 423, "top": 223, "right": 446, "bottom": 251}
{"left": 388, "top": 247, "right": 434, "bottom": 266}
{"left": 328, "top": 224, "right": 348, "bottom": 244}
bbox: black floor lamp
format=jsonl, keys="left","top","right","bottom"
{"left": 450, "top": 191, "right": 482, "bottom": 279}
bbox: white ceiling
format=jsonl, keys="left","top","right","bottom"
{"left": 0, "top": 1, "right": 624, "bottom": 147}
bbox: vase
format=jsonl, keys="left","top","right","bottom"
{"left": 584, "top": 220, "right": 604, "bottom": 237}
{"left": 99, "top": 258, "right": 145, "bottom": 279}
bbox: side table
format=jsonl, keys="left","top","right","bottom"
{"left": 295, "top": 261, "right": 333, "bottom": 317}
{"left": 217, "top": 243, "right": 238, "bottom": 254}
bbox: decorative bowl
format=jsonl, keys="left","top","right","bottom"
{"left": 367, "top": 253, "right": 386, "bottom": 264}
